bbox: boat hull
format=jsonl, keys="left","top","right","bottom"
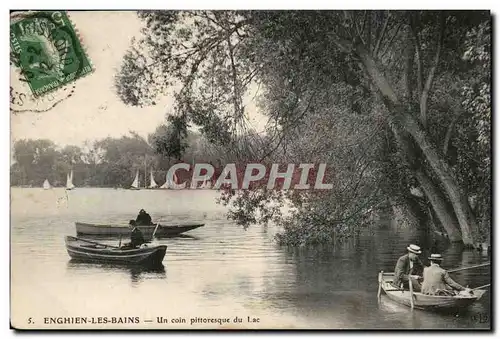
{"left": 75, "top": 222, "right": 205, "bottom": 238}
{"left": 379, "top": 272, "right": 486, "bottom": 311}
{"left": 65, "top": 236, "right": 166, "bottom": 267}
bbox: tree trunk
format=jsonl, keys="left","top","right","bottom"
{"left": 397, "top": 110, "right": 479, "bottom": 245}
{"left": 443, "top": 108, "right": 463, "bottom": 156}
{"left": 414, "top": 169, "right": 463, "bottom": 242}
{"left": 402, "top": 27, "right": 415, "bottom": 100}
{"left": 389, "top": 118, "right": 463, "bottom": 242}
{"left": 355, "top": 46, "right": 479, "bottom": 245}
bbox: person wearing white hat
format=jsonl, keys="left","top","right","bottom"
{"left": 421, "top": 254, "right": 472, "bottom": 296}
{"left": 392, "top": 244, "right": 424, "bottom": 291}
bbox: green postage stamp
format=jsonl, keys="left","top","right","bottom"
{"left": 10, "top": 11, "right": 93, "bottom": 97}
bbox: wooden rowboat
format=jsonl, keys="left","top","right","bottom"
{"left": 378, "top": 271, "right": 487, "bottom": 311}
{"left": 65, "top": 236, "right": 167, "bottom": 267}
{"left": 75, "top": 221, "right": 204, "bottom": 238}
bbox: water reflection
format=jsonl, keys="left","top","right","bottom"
{"left": 66, "top": 260, "right": 166, "bottom": 286}
{"left": 11, "top": 188, "right": 491, "bottom": 329}
{"left": 378, "top": 294, "right": 489, "bottom": 329}
{"left": 273, "top": 231, "right": 491, "bottom": 329}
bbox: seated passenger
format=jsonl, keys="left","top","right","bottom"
{"left": 421, "top": 254, "right": 473, "bottom": 296}
{"left": 392, "top": 244, "right": 424, "bottom": 292}
{"left": 121, "top": 220, "right": 146, "bottom": 249}
{"left": 135, "top": 209, "right": 153, "bottom": 226}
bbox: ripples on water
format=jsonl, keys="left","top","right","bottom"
{"left": 10, "top": 188, "right": 491, "bottom": 329}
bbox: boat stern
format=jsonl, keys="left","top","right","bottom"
{"left": 138, "top": 245, "right": 167, "bottom": 267}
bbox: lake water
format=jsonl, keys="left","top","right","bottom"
{"left": 10, "top": 188, "right": 491, "bottom": 330}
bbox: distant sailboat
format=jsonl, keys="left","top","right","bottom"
{"left": 130, "top": 170, "right": 140, "bottom": 190}
{"left": 148, "top": 170, "right": 158, "bottom": 189}
{"left": 43, "top": 179, "right": 51, "bottom": 190}
{"left": 66, "top": 170, "right": 75, "bottom": 190}
{"left": 199, "top": 179, "right": 212, "bottom": 189}
{"left": 160, "top": 173, "right": 170, "bottom": 189}
{"left": 160, "top": 172, "right": 178, "bottom": 189}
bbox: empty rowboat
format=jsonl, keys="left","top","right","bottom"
{"left": 75, "top": 222, "right": 204, "bottom": 238}
{"left": 65, "top": 236, "right": 166, "bottom": 267}
{"left": 378, "top": 271, "right": 487, "bottom": 311}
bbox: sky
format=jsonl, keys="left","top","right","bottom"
{"left": 10, "top": 11, "right": 267, "bottom": 147}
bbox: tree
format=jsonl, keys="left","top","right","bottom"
{"left": 115, "top": 10, "right": 491, "bottom": 246}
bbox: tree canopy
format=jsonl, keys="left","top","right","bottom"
{"left": 114, "top": 10, "right": 491, "bottom": 247}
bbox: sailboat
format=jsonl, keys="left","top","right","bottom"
{"left": 148, "top": 170, "right": 158, "bottom": 189}
{"left": 43, "top": 179, "right": 51, "bottom": 190}
{"left": 160, "top": 172, "right": 178, "bottom": 189}
{"left": 198, "top": 178, "right": 212, "bottom": 189}
{"left": 66, "top": 170, "right": 75, "bottom": 190}
{"left": 130, "top": 170, "right": 140, "bottom": 190}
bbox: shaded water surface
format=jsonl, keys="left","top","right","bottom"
{"left": 10, "top": 188, "right": 491, "bottom": 329}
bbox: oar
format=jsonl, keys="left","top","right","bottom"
{"left": 69, "top": 236, "right": 120, "bottom": 249}
{"left": 408, "top": 275, "right": 415, "bottom": 310}
{"left": 150, "top": 222, "right": 160, "bottom": 241}
{"left": 377, "top": 271, "right": 383, "bottom": 299}
{"left": 448, "top": 262, "right": 490, "bottom": 273}
{"left": 473, "top": 284, "right": 491, "bottom": 290}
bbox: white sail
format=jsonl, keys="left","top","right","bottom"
{"left": 205, "top": 180, "right": 212, "bottom": 189}
{"left": 131, "top": 170, "right": 140, "bottom": 189}
{"left": 66, "top": 170, "right": 75, "bottom": 190}
{"left": 148, "top": 170, "right": 158, "bottom": 188}
{"left": 160, "top": 172, "right": 178, "bottom": 189}
{"left": 160, "top": 173, "right": 170, "bottom": 189}
{"left": 43, "top": 179, "right": 51, "bottom": 190}
{"left": 199, "top": 179, "right": 212, "bottom": 189}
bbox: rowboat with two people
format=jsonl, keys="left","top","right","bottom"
{"left": 378, "top": 271, "right": 488, "bottom": 311}
{"left": 64, "top": 236, "right": 167, "bottom": 267}
{"left": 378, "top": 244, "right": 490, "bottom": 311}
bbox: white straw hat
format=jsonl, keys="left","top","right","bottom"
{"left": 428, "top": 253, "right": 444, "bottom": 261}
{"left": 407, "top": 244, "right": 422, "bottom": 254}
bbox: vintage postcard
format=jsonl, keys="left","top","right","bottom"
{"left": 10, "top": 10, "right": 492, "bottom": 330}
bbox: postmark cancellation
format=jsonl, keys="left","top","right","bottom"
{"left": 10, "top": 11, "right": 93, "bottom": 100}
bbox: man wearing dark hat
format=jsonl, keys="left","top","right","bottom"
{"left": 421, "top": 254, "right": 472, "bottom": 296}
{"left": 392, "top": 244, "right": 424, "bottom": 291}
{"left": 135, "top": 209, "right": 153, "bottom": 226}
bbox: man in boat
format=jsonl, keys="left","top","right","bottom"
{"left": 421, "top": 254, "right": 473, "bottom": 296}
{"left": 121, "top": 220, "right": 146, "bottom": 249}
{"left": 135, "top": 209, "right": 153, "bottom": 226}
{"left": 392, "top": 244, "right": 424, "bottom": 292}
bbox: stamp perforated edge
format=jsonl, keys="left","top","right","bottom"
{"left": 9, "top": 10, "right": 95, "bottom": 99}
